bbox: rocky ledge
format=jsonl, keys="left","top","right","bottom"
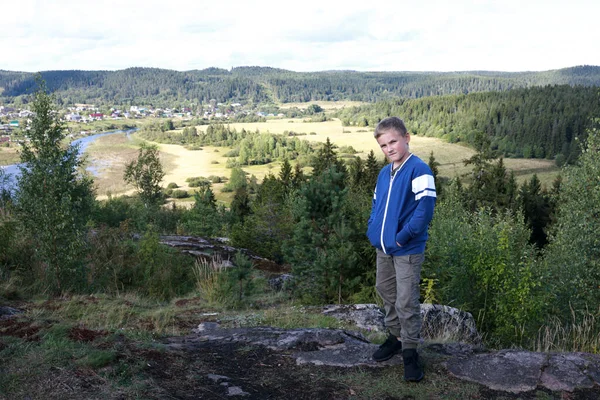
{"left": 163, "top": 304, "right": 600, "bottom": 395}
{"left": 167, "top": 324, "right": 600, "bottom": 394}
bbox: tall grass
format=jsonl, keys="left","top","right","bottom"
{"left": 534, "top": 307, "right": 600, "bottom": 353}
{"left": 192, "top": 255, "right": 228, "bottom": 304}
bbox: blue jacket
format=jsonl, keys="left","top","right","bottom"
{"left": 366, "top": 154, "right": 436, "bottom": 255}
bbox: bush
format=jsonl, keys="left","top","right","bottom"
{"left": 424, "top": 187, "right": 543, "bottom": 347}
{"left": 186, "top": 176, "right": 210, "bottom": 187}
{"left": 135, "top": 229, "right": 195, "bottom": 300}
{"left": 170, "top": 189, "right": 189, "bottom": 199}
{"left": 167, "top": 182, "right": 179, "bottom": 189}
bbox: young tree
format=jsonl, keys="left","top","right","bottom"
{"left": 543, "top": 124, "right": 600, "bottom": 317}
{"left": 15, "top": 78, "right": 95, "bottom": 293}
{"left": 124, "top": 143, "right": 165, "bottom": 208}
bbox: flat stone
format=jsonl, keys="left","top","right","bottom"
{"left": 295, "top": 344, "right": 402, "bottom": 367}
{"left": 227, "top": 386, "right": 249, "bottom": 396}
{"left": 207, "top": 374, "right": 229, "bottom": 383}
{"left": 447, "top": 350, "right": 546, "bottom": 393}
{"left": 540, "top": 354, "right": 595, "bottom": 392}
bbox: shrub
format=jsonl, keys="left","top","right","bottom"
{"left": 170, "top": 189, "right": 189, "bottom": 199}
{"left": 424, "top": 185, "right": 543, "bottom": 347}
{"left": 167, "top": 182, "right": 179, "bottom": 189}
{"left": 186, "top": 176, "right": 210, "bottom": 187}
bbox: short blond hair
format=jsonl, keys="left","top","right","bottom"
{"left": 374, "top": 117, "right": 408, "bottom": 138}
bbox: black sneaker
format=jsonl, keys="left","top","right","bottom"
{"left": 402, "top": 348, "right": 424, "bottom": 382}
{"left": 372, "top": 334, "right": 402, "bottom": 362}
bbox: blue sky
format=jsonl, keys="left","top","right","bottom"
{"left": 2, "top": 0, "right": 599, "bottom": 73}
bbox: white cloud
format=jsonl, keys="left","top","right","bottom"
{"left": 1, "top": 0, "right": 599, "bottom": 72}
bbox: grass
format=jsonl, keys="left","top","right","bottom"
{"left": 332, "top": 368, "right": 482, "bottom": 400}
{"left": 534, "top": 308, "right": 600, "bottom": 354}
{"left": 277, "top": 100, "right": 367, "bottom": 112}
{"left": 81, "top": 118, "right": 561, "bottom": 204}
{"left": 0, "top": 145, "right": 20, "bottom": 166}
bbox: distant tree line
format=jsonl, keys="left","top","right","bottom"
{"left": 335, "top": 85, "right": 600, "bottom": 162}
{"left": 1, "top": 65, "right": 600, "bottom": 107}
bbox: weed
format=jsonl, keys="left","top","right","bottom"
{"left": 534, "top": 307, "right": 600, "bottom": 353}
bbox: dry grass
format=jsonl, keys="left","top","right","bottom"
{"left": 277, "top": 100, "right": 366, "bottom": 112}
{"left": 0, "top": 146, "right": 20, "bottom": 166}
{"left": 534, "top": 308, "right": 600, "bottom": 353}
{"left": 84, "top": 132, "right": 140, "bottom": 198}
{"left": 84, "top": 118, "right": 561, "bottom": 201}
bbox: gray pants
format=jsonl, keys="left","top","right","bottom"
{"left": 375, "top": 249, "right": 424, "bottom": 349}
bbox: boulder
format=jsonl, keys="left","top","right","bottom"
{"left": 322, "top": 304, "right": 385, "bottom": 332}
{"left": 158, "top": 235, "right": 284, "bottom": 273}
{"left": 322, "top": 303, "right": 482, "bottom": 344}
{"left": 447, "top": 350, "right": 546, "bottom": 393}
{"left": 420, "top": 304, "right": 482, "bottom": 345}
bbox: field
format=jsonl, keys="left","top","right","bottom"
{"left": 277, "top": 100, "right": 366, "bottom": 111}
{"left": 0, "top": 145, "right": 20, "bottom": 166}
{"left": 84, "top": 117, "right": 560, "bottom": 202}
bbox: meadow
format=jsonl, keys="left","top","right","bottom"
{"left": 76, "top": 116, "right": 561, "bottom": 203}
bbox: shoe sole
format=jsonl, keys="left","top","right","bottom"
{"left": 372, "top": 349, "right": 401, "bottom": 362}
{"left": 404, "top": 372, "right": 424, "bottom": 382}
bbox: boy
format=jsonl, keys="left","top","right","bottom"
{"left": 366, "top": 117, "right": 436, "bottom": 382}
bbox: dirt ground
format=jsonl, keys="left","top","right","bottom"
{"left": 2, "top": 310, "right": 600, "bottom": 399}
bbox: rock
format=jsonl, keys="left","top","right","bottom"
{"left": 540, "top": 353, "right": 595, "bottom": 392}
{"left": 193, "top": 322, "right": 220, "bottom": 333}
{"left": 158, "top": 235, "right": 284, "bottom": 273}
{"left": 227, "top": 386, "right": 250, "bottom": 396}
{"left": 321, "top": 303, "right": 482, "bottom": 344}
{"left": 207, "top": 374, "right": 229, "bottom": 383}
{"left": 169, "top": 327, "right": 370, "bottom": 352}
{"left": 268, "top": 274, "right": 294, "bottom": 291}
{"left": 421, "top": 304, "right": 482, "bottom": 345}
{"left": 296, "top": 343, "right": 402, "bottom": 367}
{"left": 447, "top": 350, "right": 546, "bottom": 393}
{"left": 322, "top": 304, "right": 386, "bottom": 332}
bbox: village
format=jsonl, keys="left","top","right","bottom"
{"left": 0, "top": 100, "right": 287, "bottom": 144}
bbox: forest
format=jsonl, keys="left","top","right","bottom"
{"left": 335, "top": 85, "right": 600, "bottom": 162}
{"left": 1, "top": 65, "right": 600, "bottom": 106}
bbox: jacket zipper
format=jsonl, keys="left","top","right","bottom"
{"left": 379, "top": 155, "right": 412, "bottom": 254}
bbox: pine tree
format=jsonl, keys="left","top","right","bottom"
{"left": 428, "top": 151, "right": 443, "bottom": 198}
{"left": 278, "top": 158, "right": 293, "bottom": 189}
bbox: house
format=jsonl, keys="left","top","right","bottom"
{"left": 9, "top": 120, "right": 19, "bottom": 127}
{"left": 65, "top": 113, "right": 82, "bottom": 122}
{"left": 89, "top": 113, "right": 104, "bottom": 120}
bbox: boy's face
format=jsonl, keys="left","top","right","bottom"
{"left": 376, "top": 128, "right": 411, "bottom": 167}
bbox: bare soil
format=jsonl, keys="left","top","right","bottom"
{"left": 2, "top": 308, "right": 600, "bottom": 399}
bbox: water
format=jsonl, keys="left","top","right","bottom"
{"left": 1, "top": 128, "right": 137, "bottom": 192}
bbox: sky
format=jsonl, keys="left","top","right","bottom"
{"left": 2, "top": 0, "right": 599, "bottom": 73}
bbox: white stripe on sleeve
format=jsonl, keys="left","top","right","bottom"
{"left": 412, "top": 174, "right": 436, "bottom": 199}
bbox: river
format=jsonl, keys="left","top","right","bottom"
{"left": 1, "top": 128, "right": 136, "bottom": 191}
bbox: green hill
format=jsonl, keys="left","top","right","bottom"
{"left": 1, "top": 65, "right": 599, "bottom": 106}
